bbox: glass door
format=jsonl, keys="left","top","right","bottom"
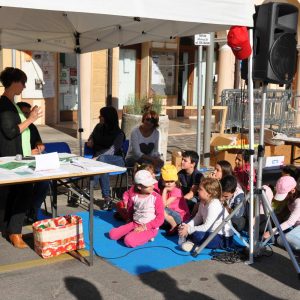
{"left": 118, "top": 49, "right": 136, "bottom": 109}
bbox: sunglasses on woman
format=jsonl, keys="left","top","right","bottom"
{"left": 145, "top": 117, "right": 157, "bottom": 123}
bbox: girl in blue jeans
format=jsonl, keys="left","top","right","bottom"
{"left": 87, "top": 106, "right": 125, "bottom": 210}
{"left": 178, "top": 177, "right": 234, "bottom": 251}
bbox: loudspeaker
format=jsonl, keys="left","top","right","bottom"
{"left": 253, "top": 3, "right": 298, "bottom": 84}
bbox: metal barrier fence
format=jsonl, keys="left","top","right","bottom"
{"left": 221, "top": 89, "right": 296, "bottom": 133}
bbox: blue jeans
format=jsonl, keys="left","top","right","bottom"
{"left": 96, "top": 155, "right": 125, "bottom": 198}
{"left": 165, "top": 207, "right": 182, "bottom": 224}
{"left": 277, "top": 226, "right": 300, "bottom": 251}
{"left": 191, "top": 231, "right": 233, "bottom": 249}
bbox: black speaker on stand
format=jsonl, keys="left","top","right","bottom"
{"left": 253, "top": 2, "right": 298, "bottom": 84}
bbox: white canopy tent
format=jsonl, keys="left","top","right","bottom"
{"left": 0, "top": 1, "right": 254, "bottom": 53}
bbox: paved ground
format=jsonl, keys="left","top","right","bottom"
{"left": 0, "top": 119, "right": 299, "bottom": 299}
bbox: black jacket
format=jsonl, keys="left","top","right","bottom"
{"left": 0, "top": 95, "right": 23, "bottom": 156}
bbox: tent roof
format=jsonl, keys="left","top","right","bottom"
{"left": 0, "top": 0, "right": 255, "bottom": 53}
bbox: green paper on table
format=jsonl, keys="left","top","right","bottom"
{"left": 0, "top": 161, "right": 29, "bottom": 170}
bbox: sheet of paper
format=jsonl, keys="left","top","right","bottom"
{"left": 35, "top": 152, "right": 60, "bottom": 171}
{"left": 0, "top": 172, "right": 22, "bottom": 180}
{"left": 0, "top": 161, "right": 29, "bottom": 170}
{"left": 34, "top": 168, "right": 69, "bottom": 176}
{"left": 72, "top": 158, "right": 126, "bottom": 172}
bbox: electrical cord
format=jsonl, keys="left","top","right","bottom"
{"left": 92, "top": 245, "right": 192, "bottom": 260}
{"left": 211, "top": 248, "right": 248, "bottom": 264}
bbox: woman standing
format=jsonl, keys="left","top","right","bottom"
{"left": 125, "top": 110, "right": 163, "bottom": 172}
{"left": 87, "top": 106, "right": 125, "bottom": 210}
{"left": 0, "top": 67, "right": 41, "bottom": 248}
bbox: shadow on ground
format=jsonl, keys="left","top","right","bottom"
{"left": 138, "top": 266, "right": 214, "bottom": 300}
{"left": 64, "top": 276, "right": 102, "bottom": 300}
{"left": 249, "top": 249, "right": 300, "bottom": 290}
{"left": 216, "top": 274, "right": 284, "bottom": 299}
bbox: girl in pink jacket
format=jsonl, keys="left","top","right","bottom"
{"left": 109, "top": 170, "right": 164, "bottom": 248}
{"left": 115, "top": 163, "right": 159, "bottom": 222}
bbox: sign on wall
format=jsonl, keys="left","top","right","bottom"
{"left": 194, "top": 34, "right": 211, "bottom": 46}
{"left": 22, "top": 51, "right": 55, "bottom": 99}
{"left": 151, "top": 51, "right": 176, "bottom": 96}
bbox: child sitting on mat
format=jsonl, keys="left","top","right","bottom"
{"left": 263, "top": 176, "right": 300, "bottom": 251}
{"left": 234, "top": 151, "right": 256, "bottom": 192}
{"left": 178, "top": 177, "right": 234, "bottom": 252}
{"left": 109, "top": 170, "right": 164, "bottom": 248}
{"left": 220, "top": 175, "right": 246, "bottom": 232}
{"left": 209, "top": 160, "right": 233, "bottom": 180}
{"left": 114, "top": 163, "right": 159, "bottom": 222}
{"left": 160, "top": 164, "right": 190, "bottom": 235}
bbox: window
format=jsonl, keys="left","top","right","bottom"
{"left": 151, "top": 51, "right": 176, "bottom": 96}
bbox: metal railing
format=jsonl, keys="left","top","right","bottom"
{"left": 221, "top": 89, "right": 296, "bottom": 133}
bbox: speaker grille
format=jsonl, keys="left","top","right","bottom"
{"left": 269, "top": 33, "right": 297, "bottom": 83}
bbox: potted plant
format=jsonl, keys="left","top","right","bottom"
{"left": 121, "top": 94, "right": 169, "bottom": 161}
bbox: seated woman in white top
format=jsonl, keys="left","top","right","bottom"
{"left": 125, "top": 110, "right": 163, "bottom": 171}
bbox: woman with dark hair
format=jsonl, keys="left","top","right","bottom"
{"left": 125, "top": 110, "right": 163, "bottom": 171}
{"left": 0, "top": 67, "right": 41, "bottom": 248}
{"left": 87, "top": 106, "right": 125, "bottom": 210}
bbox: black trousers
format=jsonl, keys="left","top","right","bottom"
{"left": 0, "top": 186, "right": 9, "bottom": 232}
{"left": 0, "top": 184, "right": 33, "bottom": 234}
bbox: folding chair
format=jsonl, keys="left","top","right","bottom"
{"left": 83, "top": 142, "right": 129, "bottom": 202}
{"left": 44, "top": 142, "right": 71, "bottom": 154}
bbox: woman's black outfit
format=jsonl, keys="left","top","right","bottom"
{"left": 0, "top": 95, "right": 33, "bottom": 234}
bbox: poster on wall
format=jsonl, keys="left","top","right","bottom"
{"left": 59, "top": 68, "right": 70, "bottom": 94}
{"left": 151, "top": 51, "right": 175, "bottom": 96}
{"left": 22, "top": 51, "right": 55, "bottom": 99}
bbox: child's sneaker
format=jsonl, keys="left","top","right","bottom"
{"left": 181, "top": 240, "right": 195, "bottom": 252}
{"left": 149, "top": 238, "right": 155, "bottom": 242}
{"left": 102, "top": 197, "right": 113, "bottom": 211}
{"left": 178, "top": 236, "right": 186, "bottom": 246}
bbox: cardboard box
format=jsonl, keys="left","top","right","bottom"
{"left": 292, "top": 133, "right": 300, "bottom": 165}
{"left": 264, "top": 145, "right": 291, "bottom": 165}
{"left": 172, "top": 150, "right": 182, "bottom": 171}
{"left": 262, "top": 156, "right": 284, "bottom": 168}
{"left": 210, "top": 133, "right": 248, "bottom": 168}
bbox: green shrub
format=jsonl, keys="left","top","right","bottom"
{"left": 124, "top": 94, "right": 163, "bottom": 115}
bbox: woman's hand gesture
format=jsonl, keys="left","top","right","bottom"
{"left": 29, "top": 105, "right": 42, "bottom": 123}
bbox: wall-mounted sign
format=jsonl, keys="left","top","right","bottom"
{"left": 194, "top": 34, "right": 211, "bottom": 46}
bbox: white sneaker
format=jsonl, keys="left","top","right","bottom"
{"left": 149, "top": 238, "right": 155, "bottom": 242}
{"left": 181, "top": 241, "right": 195, "bottom": 252}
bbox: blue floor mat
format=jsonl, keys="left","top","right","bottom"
{"left": 75, "top": 211, "right": 245, "bottom": 275}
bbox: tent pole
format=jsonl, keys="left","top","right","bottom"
{"left": 107, "top": 48, "right": 113, "bottom": 106}
{"left": 12, "top": 49, "right": 16, "bottom": 67}
{"left": 203, "top": 32, "right": 215, "bottom": 167}
{"left": 247, "top": 28, "right": 255, "bottom": 264}
{"left": 77, "top": 52, "right": 83, "bottom": 156}
{"left": 196, "top": 45, "right": 203, "bottom": 166}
